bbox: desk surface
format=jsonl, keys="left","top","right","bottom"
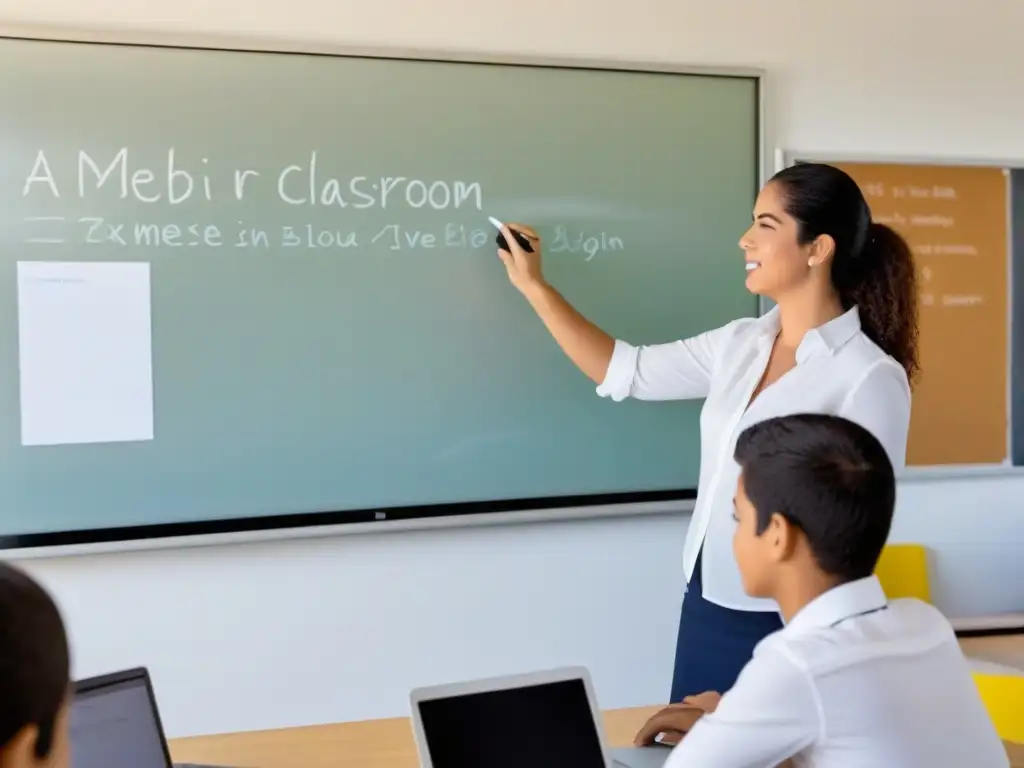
{"left": 168, "top": 707, "right": 645, "bottom": 768}
{"left": 961, "top": 633, "right": 1024, "bottom": 672}
{"left": 168, "top": 634, "right": 1024, "bottom": 768}
{"left": 168, "top": 705, "right": 1024, "bottom": 768}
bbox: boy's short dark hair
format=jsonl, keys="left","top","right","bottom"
{"left": 0, "top": 562, "right": 70, "bottom": 758}
{"left": 733, "top": 413, "right": 896, "bottom": 582}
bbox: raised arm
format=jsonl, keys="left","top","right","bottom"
{"left": 520, "top": 280, "right": 616, "bottom": 385}
{"left": 498, "top": 222, "right": 731, "bottom": 402}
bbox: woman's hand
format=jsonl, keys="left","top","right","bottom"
{"left": 496, "top": 222, "right": 544, "bottom": 295}
{"left": 492, "top": 220, "right": 615, "bottom": 384}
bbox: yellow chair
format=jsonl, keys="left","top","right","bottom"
{"left": 874, "top": 543, "right": 932, "bottom": 603}
{"left": 973, "top": 672, "right": 1024, "bottom": 743}
{"left": 875, "top": 546, "right": 1024, "bottom": 743}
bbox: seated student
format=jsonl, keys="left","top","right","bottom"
{"left": 636, "top": 413, "right": 1009, "bottom": 767}
{"left": 0, "top": 562, "right": 71, "bottom": 768}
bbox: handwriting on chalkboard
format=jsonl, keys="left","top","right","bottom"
{"left": 863, "top": 178, "right": 985, "bottom": 309}
{"left": 18, "top": 148, "right": 627, "bottom": 260}
{"left": 22, "top": 148, "right": 483, "bottom": 210}
{"left": 863, "top": 183, "right": 957, "bottom": 200}
{"left": 21, "top": 216, "right": 625, "bottom": 260}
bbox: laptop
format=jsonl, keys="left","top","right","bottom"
{"left": 409, "top": 666, "right": 671, "bottom": 768}
{"left": 71, "top": 666, "right": 230, "bottom": 768}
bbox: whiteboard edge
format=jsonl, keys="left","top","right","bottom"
{"left": 0, "top": 499, "right": 694, "bottom": 561}
{"left": 0, "top": 23, "right": 769, "bottom": 81}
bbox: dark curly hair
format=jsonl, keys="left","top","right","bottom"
{"left": 770, "top": 163, "right": 920, "bottom": 383}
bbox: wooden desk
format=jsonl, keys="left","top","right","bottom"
{"left": 169, "top": 705, "right": 1024, "bottom": 768}
{"left": 961, "top": 633, "right": 1024, "bottom": 672}
{"left": 168, "top": 707, "right": 644, "bottom": 768}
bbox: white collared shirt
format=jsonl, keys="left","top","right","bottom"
{"left": 596, "top": 306, "right": 912, "bottom": 612}
{"left": 664, "top": 576, "right": 1011, "bottom": 768}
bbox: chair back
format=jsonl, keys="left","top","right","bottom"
{"left": 973, "top": 672, "right": 1024, "bottom": 743}
{"left": 875, "top": 543, "right": 931, "bottom": 603}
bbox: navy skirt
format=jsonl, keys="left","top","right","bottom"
{"left": 669, "top": 550, "right": 783, "bottom": 702}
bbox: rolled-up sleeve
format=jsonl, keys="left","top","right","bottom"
{"left": 838, "top": 360, "right": 912, "bottom": 473}
{"left": 595, "top": 320, "right": 746, "bottom": 403}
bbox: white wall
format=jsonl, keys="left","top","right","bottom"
{"left": 3, "top": 0, "right": 1024, "bottom": 740}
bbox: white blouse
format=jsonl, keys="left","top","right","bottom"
{"left": 596, "top": 306, "right": 911, "bottom": 612}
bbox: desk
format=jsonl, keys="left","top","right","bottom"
{"left": 169, "top": 635, "right": 1024, "bottom": 767}
{"left": 168, "top": 707, "right": 644, "bottom": 768}
{"left": 962, "top": 633, "right": 1024, "bottom": 672}
{"left": 169, "top": 705, "right": 1024, "bottom": 768}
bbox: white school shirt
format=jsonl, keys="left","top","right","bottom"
{"left": 596, "top": 305, "right": 911, "bottom": 612}
{"left": 663, "top": 576, "right": 1011, "bottom": 768}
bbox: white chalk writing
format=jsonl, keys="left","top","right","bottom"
{"left": 914, "top": 244, "right": 978, "bottom": 256}
{"left": 548, "top": 226, "right": 625, "bottom": 261}
{"left": 941, "top": 294, "right": 983, "bottom": 307}
{"left": 20, "top": 148, "right": 484, "bottom": 210}
{"left": 909, "top": 214, "right": 955, "bottom": 228}
{"left": 18, "top": 149, "right": 630, "bottom": 261}
{"left": 862, "top": 179, "right": 988, "bottom": 313}
{"left": 20, "top": 216, "right": 623, "bottom": 259}
{"left": 862, "top": 182, "right": 957, "bottom": 200}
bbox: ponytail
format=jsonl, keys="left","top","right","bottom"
{"left": 838, "top": 222, "right": 920, "bottom": 383}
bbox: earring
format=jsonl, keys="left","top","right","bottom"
{"left": 807, "top": 258, "right": 815, "bottom": 267}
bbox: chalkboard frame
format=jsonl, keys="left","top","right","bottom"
{"left": 777, "top": 149, "right": 1024, "bottom": 479}
{"left": 0, "top": 28, "right": 768, "bottom": 557}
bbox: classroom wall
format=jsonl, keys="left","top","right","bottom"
{"left": 4, "top": 0, "right": 1024, "bottom": 739}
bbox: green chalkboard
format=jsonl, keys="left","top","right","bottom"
{"left": 0, "top": 36, "right": 760, "bottom": 543}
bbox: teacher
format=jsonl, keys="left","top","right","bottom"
{"left": 496, "top": 162, "right": 920, "bottom": 702}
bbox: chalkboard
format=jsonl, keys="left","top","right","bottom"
{"left": 784, "top": 153, "right": 1022, "bottom": 469}
{"left": 0, "top": 35, "right": 762, "bottom": 547}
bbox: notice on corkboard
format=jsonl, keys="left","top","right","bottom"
{"left": 829, "top": 162, "right": 1009, "bottom": 466}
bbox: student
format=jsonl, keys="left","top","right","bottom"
{"left": 636, "top": 413, "right": 1009, "bottom": 767}
{"left": 497, "top": 163, "right": 918, "bottom": 701}
{"left": 0, "top": 562, "right": 71, "bottom": 768}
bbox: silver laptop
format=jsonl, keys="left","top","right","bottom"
{"left": 71, "top": 666, "right": 232, "bottom": 768}
{"left": 409, "top": 666, "right": 671, "bottom": 768}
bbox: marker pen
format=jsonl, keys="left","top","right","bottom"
{"left": 488, "top": 216, "right": 535, "bottom": 253}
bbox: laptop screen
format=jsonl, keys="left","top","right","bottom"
{"left": 70, "top": 673, "right": 169, "bottom": 768}
{"left": 416, "top": 677, "right": 606, "bottom": 768}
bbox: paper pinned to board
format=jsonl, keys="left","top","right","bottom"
{"left": 16, "top": 260, "right": 155, "bottom": 447}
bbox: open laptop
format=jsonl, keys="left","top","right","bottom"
{"left": 71, "top": 666, "right": 231, "bottom": 768}
{"left": 409, "top": 666, "right": 672, "bottom": 768}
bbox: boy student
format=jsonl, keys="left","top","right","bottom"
{"left": 637, "top": 413, "right": 1009, "bottom": 767}
{"left": 0, "top": 562, "right": 71, "bottom": 768}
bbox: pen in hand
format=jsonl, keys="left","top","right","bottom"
{"left": 488, "top": 216, "right": 535, "bottom": 254}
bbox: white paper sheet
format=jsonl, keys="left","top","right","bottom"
{"left": 16, "top": 261, "right": 155, "bottom": 447}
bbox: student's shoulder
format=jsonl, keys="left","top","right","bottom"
{"left": 886, "top": 597, "right": 959, "bottom": 638}
{"left": 723, "top": 631, "right": 817, "bottom": 698}
{"left": 767, "top": 599, "right": 958, "bottom": 674}
{"left": 747, "top": 630, "right": 813, "bottom": 679}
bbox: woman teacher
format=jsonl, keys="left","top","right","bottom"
{"left": 496, "top": 163, "right": 920, "bottom": 702}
